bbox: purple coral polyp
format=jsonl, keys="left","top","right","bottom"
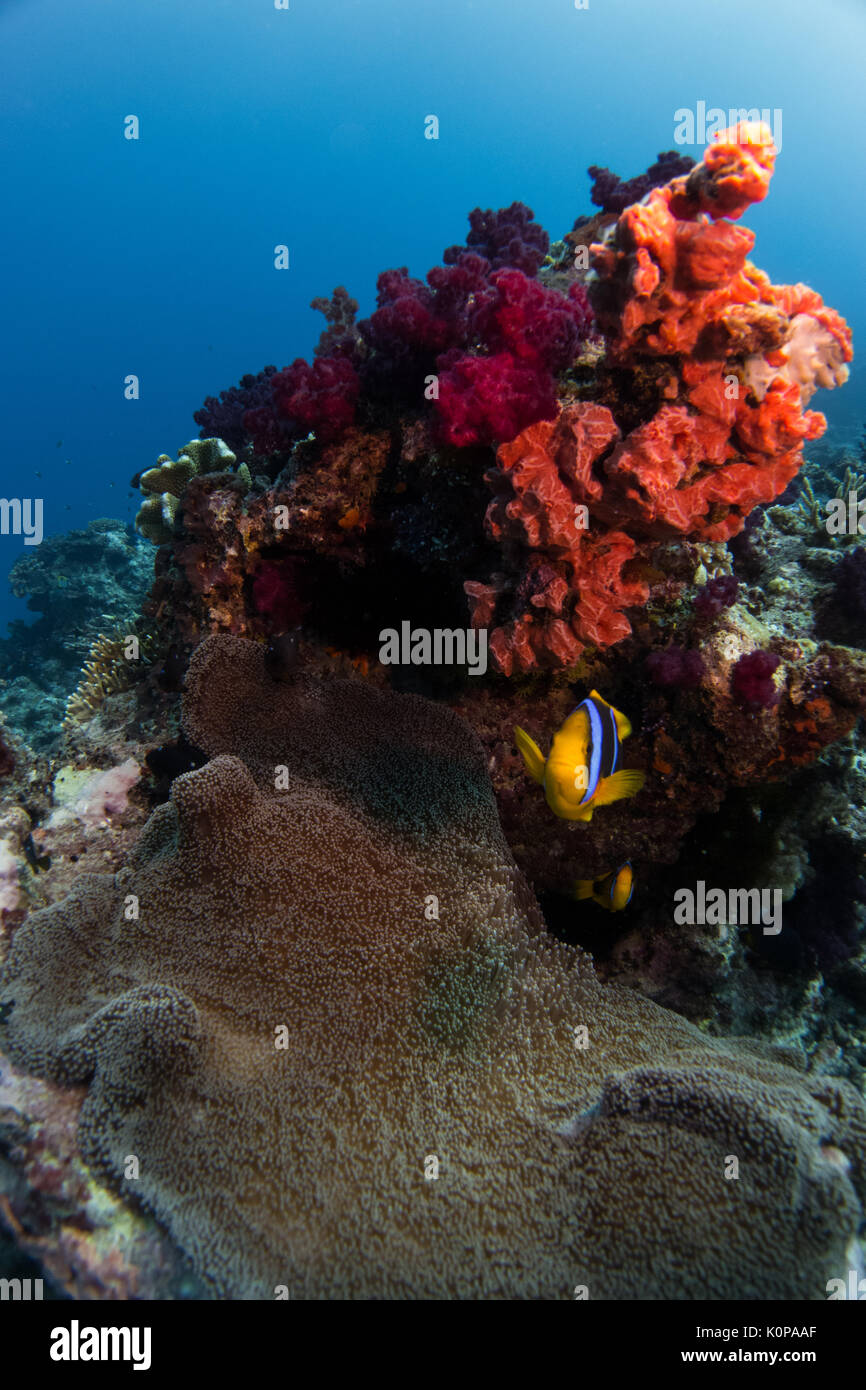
{"left": 731, "top": 650, "right": 781, "bottom": 710}
{"left": 694, "top": 574, "right": 739, "bottom": 619}
{"left": 645, "top": 647, "right": 705, "bottom": 689}
{"left": 443, "top": 201, "right": 550, "bottom": 277}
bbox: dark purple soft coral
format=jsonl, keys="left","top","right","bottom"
{"left": 443, "top": 201, "right": 549, "bottom": 277}
{"left": 588, "top": 151, "right": 696, "bottom": 215}
{"left": 645, "top": 647, "right": 705, "bottom": 689}
{"left": 694, "top": 573, "right": 739, "bottom": 620}
{"left": 731, "top": 650, "right": 781, "bottom": 710}
{"left": 831, "top": 546, "right": 866, "bottom": 633}
{"left": 194, "top": 365, "right": 283, "bottom": 454}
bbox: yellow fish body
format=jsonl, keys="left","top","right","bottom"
{"left": 514, "top": 690, "right": 645, "bottom": 823}
{"left": 575, "top": 862, "right": 635, "bottom": 912}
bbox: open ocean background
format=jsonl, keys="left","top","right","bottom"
{"left": 1, "top": 0, "right": 864, "bottom": 633}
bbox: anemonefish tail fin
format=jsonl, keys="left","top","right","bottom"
{"left": 589, "top": 689, "right": 633, "bottom": 740}
{"left": 514, "top": 726, "right": 547, "bottom": 785}
{"left": 591, "top": 768, "right": 646, "bottom": 808}
{"left": 574, "top": 879, "right": 595, "bottom": 901}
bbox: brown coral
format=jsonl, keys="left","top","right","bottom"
{"left": 1, "top": 636, "right": 863, "bottom": 1298}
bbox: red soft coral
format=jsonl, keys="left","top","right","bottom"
{"left": 271, "top": 355, "right": 360, "bottom": 443}
{"left": 435, "top": 351, "right": 558, "bottom": 448}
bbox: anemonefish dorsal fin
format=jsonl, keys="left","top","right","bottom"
{"left": 514, "top": 726, "right": 547, "bottom": 785}
{"left": 590, "top": 768, "right": 646, "bottom": 808}
{"left": 589, "top": 689, "right": 633, "bottom": 740}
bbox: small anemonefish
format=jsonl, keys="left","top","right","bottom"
{"left": 575, "top": 862, "right": 634, "bottom": 912}
{"left": 514, "top": 690, "right": 645, "bottom": 822}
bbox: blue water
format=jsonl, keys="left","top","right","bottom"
{"left": 1, "top": 0, "right": 865, "bottom": 631}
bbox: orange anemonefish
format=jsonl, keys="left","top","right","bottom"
{"left": 514, "top": 690, "right": 645, "bottom": 822}
{"left": 575, "top": 862, "right": 634, "bottom": 912}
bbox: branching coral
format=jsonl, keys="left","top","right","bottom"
{"left": 2, "top": 635, "right": 863, "bottom": 1298}
{"left": 63, "top": 628, "right": 154, "bottom": 728}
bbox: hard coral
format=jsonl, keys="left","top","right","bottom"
{"left": 2, "top": 635, "right": 863, "bottom": 1298}
{"left": 146, "top": 426, "right": 391, "bottom": 644}
{"left": 64, "top": 628, "right": 153, "bottom": 728}
{"left": 136, "top": 439, "right": 239, "bottom": 546}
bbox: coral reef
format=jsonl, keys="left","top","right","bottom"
{"left": 1, "top": 636, "right": 863, "bottom": 1299}
{"left": 1, "top": 122, "right": 862, "bottom": 1305}
{"left": 0, "top": 521, "right": 154, "bottom": 752}
{"left": 467, "top": 124, "right": 852, "bottom": 675}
